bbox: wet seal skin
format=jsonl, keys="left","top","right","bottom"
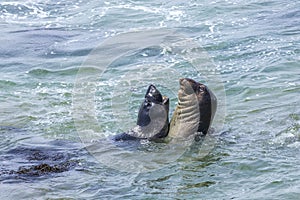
{"left": 113, "top": 84, "right": 169, "bottom": 141}
{"left": 168, "top": 78, "right": 217, "bottom": 140}
{"left": 0, "top": 139, "right": 83, "bottom": 181}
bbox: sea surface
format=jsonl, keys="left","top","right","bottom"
{"left": 0, "top": 0, "right": 299, "bottom": 199}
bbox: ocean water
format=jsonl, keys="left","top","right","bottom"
{"left": 0, "top": 0, "right": 299, "bottom": 199}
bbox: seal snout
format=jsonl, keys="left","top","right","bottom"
{"left": 179, "top": 78, "right": 188, "bottom": 91}
{"left": 145, "top": 84, "right": 163, "bottom": 103}
{"left": 179, "top": 78, "right": 196, "bottom": 95}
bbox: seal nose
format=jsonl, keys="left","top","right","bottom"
{"left": 179, "top": 78, "right": 186, "bottom": 85}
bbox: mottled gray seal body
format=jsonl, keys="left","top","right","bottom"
{"left": 168, "top": 78, "right": 217, "bottom": 139}
{"left": 113, "top": 84, "right": 169, "bottom": 141}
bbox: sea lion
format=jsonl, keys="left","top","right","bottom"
{"left": 113, "top": 84, "right": 169, "bottom": 141}
{"left": 168, "top": 78, "right": 217, "bottom": 140}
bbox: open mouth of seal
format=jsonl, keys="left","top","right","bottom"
{"left": 145, "top": 84, "right": 163, "bottom": 103}
{"left": 137, "top": 84, "right": 169, "bottom": 127}
{"left": 145, "top": 84, "right": 169, "bottom": 105}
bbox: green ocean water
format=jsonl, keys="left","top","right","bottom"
{"left": 0, "top": 0, "right": 299, "bottom": 199}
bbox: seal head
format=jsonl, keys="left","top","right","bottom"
{"left": 168, "top": 78, "right": 217, "bottom": 139}
{"left": 113, "top": 84, "right": 169, "bottom": 141}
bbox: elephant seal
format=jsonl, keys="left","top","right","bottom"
{"left": 113, "top": 84, "right": 169, "bottom": 141}
{"left": 168, "top": 78, "right": 217, "bottom": 140}
{"left": 0, "top": 137, "right": 83, "bottom": 180}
